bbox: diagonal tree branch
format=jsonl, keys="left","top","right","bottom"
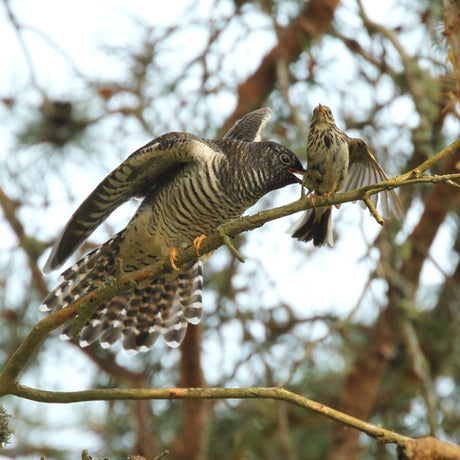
{"left": 0, "top": 136, "right": 459, "bottom": 394}
{"left": 0, "top": 139, "right": 459, "bottom": 459}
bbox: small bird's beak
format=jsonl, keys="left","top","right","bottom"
{"left": 317, "top": 104, "right": 326, "bottom": 115}
{"left": 288, "top": 168, "right": 305, "bottom": 183}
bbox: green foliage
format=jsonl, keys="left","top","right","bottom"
{"left": 0, "top": 405, "right": 11, "bottom": 447}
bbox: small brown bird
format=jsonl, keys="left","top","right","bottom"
{"left": 290, "top": 104, "right": 404, "bottom": 246}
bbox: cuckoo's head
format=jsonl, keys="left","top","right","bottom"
{"left": 258, "top": 142, "right": 305, "bottom": 190}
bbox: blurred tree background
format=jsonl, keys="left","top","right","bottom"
{"left": 1, "top": 0, "right": 459, "bottom": 459}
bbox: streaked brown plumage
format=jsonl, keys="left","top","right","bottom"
{"left": 290, "top": 104, "right": 404, "bottom": 246}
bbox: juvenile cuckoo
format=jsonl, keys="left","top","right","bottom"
{"left": 42, "top": 108, "right": 305, "bottom": 351}
{"left": 290, "top": 104, "right": 404, "bottom": 246}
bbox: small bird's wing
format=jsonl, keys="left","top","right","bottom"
{"left": 223, "top": 107, "right": 272, "bottom": 142}
{"left": 345, "top": 137, "right": 404, "bottom": 219}
{"left": 44, "top": 132, "right": 220, "bottom": 272}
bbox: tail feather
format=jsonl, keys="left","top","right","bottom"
{"left": 160, "top": 281, "right": 188, "bottom": 348}
{"left": 98, "top": 293, "right": 131, "bottom": 348}
{"left": 41, "top": 239, "right": 118, "bottom": 311}
{"left": 41, "top": 244, "right": 204, "bottom": 351}
{"left": 290, "top": 207, "right": 333, "bottom": 247}
{"left": 119, "top": 284, "right": 164, "bottom": 351}
{"left": 178, "top": 260, "right": 203, "bottom": 324}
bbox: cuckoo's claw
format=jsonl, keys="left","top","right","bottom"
{"left": 169, "top": 246, "right": 180, "bottom": 271}
{"left": 193, "top": 234, "right": 207, "bottom": 256}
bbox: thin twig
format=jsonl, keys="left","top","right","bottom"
{"left": 218, "top": 227, "right": 245, "bottom": 263}
{"left": 399, "top": 318, "right": 439, "bottom": 436}
{"left": 3, "top": 0, "right": 42, "bottom": 92}
{"left": 363, "top": 193, "right": 384, "bottom": 225}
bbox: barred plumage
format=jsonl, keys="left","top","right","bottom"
{"left": 42, "top": 108, "right": 305, "bottom": 351}
{"left": 290, "top": 104, "right": 404, "bottom": 246}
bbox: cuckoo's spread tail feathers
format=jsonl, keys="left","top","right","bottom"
{"left": 41, "top": 239, "right": 203, "bottom": 351}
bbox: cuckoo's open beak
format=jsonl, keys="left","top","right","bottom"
{"left": 288, "top": 167, "right": 305, "bottom": 183}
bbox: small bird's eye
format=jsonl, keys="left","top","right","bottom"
{"left": 279, "top": 153, "right": 292, "bottom": 165}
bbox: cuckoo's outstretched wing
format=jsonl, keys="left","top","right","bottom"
{"left": 45, "top": 108, "right": 274, "bottom": 273}
{"left": 344, "top": 137, "right": 404, "bottom": 220}
{"left": 223, "top": 107, "right": 271, "bottom": 142}
{"left": 44, "top": 132, "right": 220, "bottom": 272}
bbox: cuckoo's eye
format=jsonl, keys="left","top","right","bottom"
{"left": 279, "top": 153, "right": 292, "bottom": 165}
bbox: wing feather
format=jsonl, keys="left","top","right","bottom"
{"left": 44, "top": 132, "right": 219, "bottom": 272}
{"left": 45, "top": 106, "right": 273, "bottom": 273}
{"left": 344, "top": 137, "right": 404, "bottom": 219}
{"left": 223, "top": 107, "right": 271, "bottom": 142}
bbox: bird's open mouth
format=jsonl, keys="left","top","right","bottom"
{"left": 288, "top": 168, "right": 305, "bottom": 183}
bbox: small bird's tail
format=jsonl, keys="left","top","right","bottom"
{"left": 289, "top": 206, "right": 333, "bottom": 247}
{"left": 41, "top": 236, "right": 203, "bottom": 351}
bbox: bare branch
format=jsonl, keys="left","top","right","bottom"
{"left": 1, "top": 137, "right": 459, "bottom": 391}
{"left": 8, "top": 384, "right": 414, "bottom": 444}
{"left": 0, "top": 139, "right": 459, "bottom": 458}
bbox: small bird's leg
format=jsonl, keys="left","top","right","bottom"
{"left": 193, "top": 234, "right": 207, "bottom": 256}
{"left": 323, "top": 191, "right": 341, "bottom": 208}
{"left": 308, "top": 192, "right": 321, "bottom": 205}
{"left": 169, "top": 247, "right": 180, "bottom": 271}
